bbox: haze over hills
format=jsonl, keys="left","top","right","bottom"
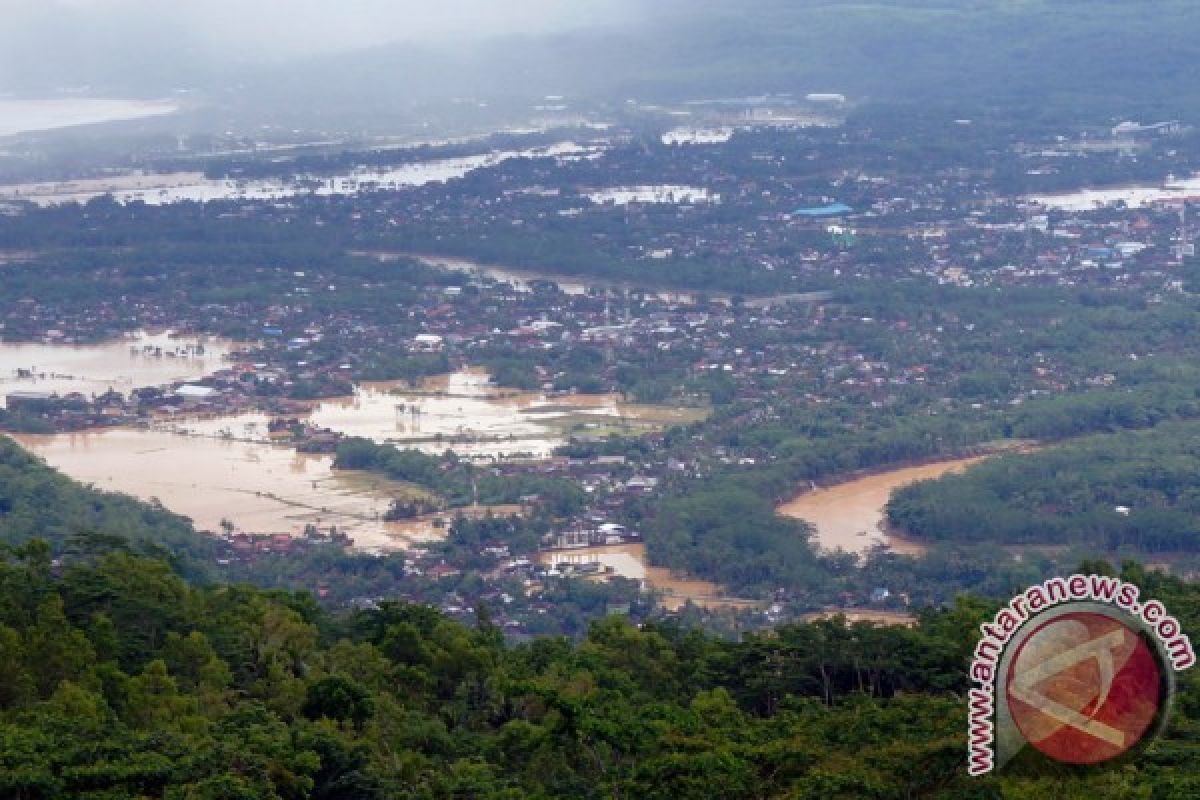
{"left": 9, "top": 4, "right": 1200, "bottom": 795}
{"left": 5, "top": 1, "right": 1200, "bottom": 124}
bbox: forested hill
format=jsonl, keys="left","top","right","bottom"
{"left": 1, "top": 545, "right": 1198, "bottom": 798}
{"left": 0, "top": 436, "right": 215, "bottom": 579}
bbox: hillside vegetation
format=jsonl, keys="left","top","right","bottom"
{"left": 1, "top": 545, "right": 1199, "bottom": 798}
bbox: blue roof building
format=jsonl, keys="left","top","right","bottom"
{"left": 792, "top": 203, "right": 853, "bottom": 217}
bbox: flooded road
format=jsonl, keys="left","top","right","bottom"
{"left": 777, "top": 457, "right": 988, "bottom": 555}
{"left": 538, "top": 543, "right": 758, "bottom": 611}
{"left": 0, "top": 331, "right": 236, "bottom": 407}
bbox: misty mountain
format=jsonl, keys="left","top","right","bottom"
{"left": 6, "top": 1, "right": 1200, "bottom": 123}
{"left": 235, "top": 0, "right": 1200, "bottom": 125}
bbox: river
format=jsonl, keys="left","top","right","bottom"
{"left": 777, "top": 456, "right": 988, "bottom": 555}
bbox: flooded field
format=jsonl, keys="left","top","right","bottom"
{"left": 0, "top": 331, "right": 236, "bottom": 407}
{"left": 309, "top": 372, "right": 564, "bottom": 459}
{"left": 777, "top": 456, "right": 988, "bottom": 555}
{"left": 0, "top": 142, "right": 602, "bottom": 207}
{"left": 586, "top": 185, "right": 719, "bottom": 205}
{"left": 401, "top": 253, "right": 713, "bottom": 304}
{"left": 404, "top": 253, "right": 594, "bottom": 295}
{"left": 101, "top": 367, "right": 698, "bottom": 460}
{"left": 306, "top": 370, "right": 703, "bottom": 459}
{"left": 661, "top": 127, "right": 735, "bottom": 145}
{"left": 8, "top": 427, "right": 515, "bottom": 552}
{"left": 1030, "top": 174, "right": 1200, "bottom": 211}
{"left": 538, "top": 543, "right": 758, "bottom": 611}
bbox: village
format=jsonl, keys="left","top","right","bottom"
{"left": 3, "top": 111, "right": 1200, "bottom": 633}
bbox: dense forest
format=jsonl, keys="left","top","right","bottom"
{"left": 2, "top": 541, "right": 1199, "bottom": 798}
{"left": 888, "top": 421, "right": 1200, "bottom": 554}
{"left": 332, "top": 439, "right": 586, "bottom": 517}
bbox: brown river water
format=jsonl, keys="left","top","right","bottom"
{"left": 538, "top": 544, "right": 760, "bottom": 611}
{"left": 777, "top": 457, "right": 989, "bottom": 555}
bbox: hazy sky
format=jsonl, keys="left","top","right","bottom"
{"left": 3, "top": 0, "right": 642, "bottom": 59}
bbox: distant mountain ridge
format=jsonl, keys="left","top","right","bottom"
{"left": 5, "top": 2, "right": 1199, "bottom": 122}
{"left": 243, "top": 0, "right": 1200, "bottom": 122}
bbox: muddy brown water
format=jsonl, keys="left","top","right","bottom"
{"left": 11, "top": 428, "right": 425, "bottom": 551}
{"left": 776, "top": 456, "right": 988, "bottom": 555}
{"left": 538, "top": 543, "right": 760, "bottom": 611}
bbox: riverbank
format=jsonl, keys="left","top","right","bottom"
{"left": 777, "top": 441, "right": 1039, "bottom": 555}
{"left": 363, "top": 251, "right": 833, "bottom": 308}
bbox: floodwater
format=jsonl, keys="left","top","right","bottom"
{"left": 777, "top": 456, "right": 988, "bottom": 555}
{"left": 661, "top": 127, "right": 735, "bottom": 145}
{"left": 0, "top": 142, "right": 603, "bottom": 207}
{"left": 1030, "top": 174, "right": 1200, "bottom": 211}
{"left": 11, "top": 428, "right": 416, "bottom": 550}
{"left": 0, "top": 97, "right": 178, "bottom": 138}
{"left": 0, "top": 331, "right": 235, "bottom": 407}
{"left": 538, "top": 543, "right": 758, "bottom": 611}
{"left": 306, "top": 369, "right": 687, "bottom": 460}
{"left": 402, "top": 253, "right": 711, "bottom": 304}
{"left": 405, "top": 253, "right": 594, "bottom": 295}
{"left": 8, "top": 428, "right": 528, "bottom": 551}
{"left": 659, "top": 112, "right": 839, "bottom": 147}
{"left": 586, "top": 185, "right": 719, "bottom": 205}
{"left": 309, "top": 371, "right": 567, "bottom": 459}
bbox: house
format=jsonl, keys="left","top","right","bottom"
{"left": 174, "top": 385, "right": 219, "bottom": 406}
{"left": 625, "top": 476, "right": 659, "bottom": 493}
{"left": 412, "top": 333, "right": 445, "bottom": 352}
{"left": 5, "top": 390, "right": 55, "bottom": 411}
